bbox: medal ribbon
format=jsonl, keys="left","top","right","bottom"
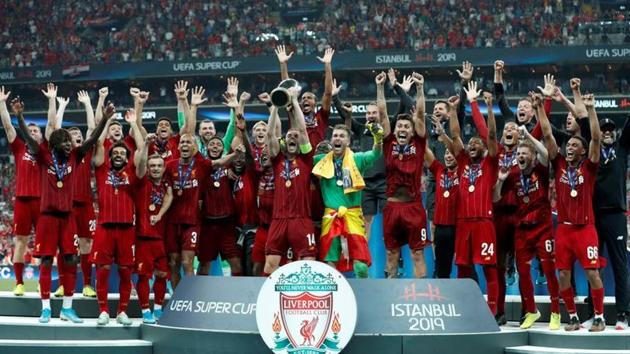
{"left": 284, "top": 158, "right": 292, "bottom": 182}
{"left": 502, "top": 150, "right": 515, "bottom": 168}
{"left": 442, "top": 170, "right": 452, "bottom": 191}
{"left": 468, "top": 163, "right": 480, "bottom": 187}
{"left": 212, "top": 167, "right": 223, "bottom": 183}
{"left": 304, "top": 113, "right": 317, "bottom": 128}
{"left": 601, "top": 146, "right": 616, "bottom": 163}
{"left": 334, "top": 158, "right": 343, "bottom": 183}
{"left": 232, "top": 175, "right": 242, "bottom": 194}
{"left": 519, "top": 172, "right": 531, "bottom": 196}
{"left": 51, "top": 151, "right": 68, "bottom": 182}
{"left": 566, "top": 160, "right": 582, "bottom": 191}
{"left": 178, "top": 158, "right": 195, "bottom": 191}
{"left": 155, "top": 139, "right": 168, "bottom": 155}
{"left": 395, "top": 144, "right": 410, "bottom": 158}
{"left": 107, "top": 169, "right": 123, "bottom": 190}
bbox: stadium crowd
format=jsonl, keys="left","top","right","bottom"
{"left": 1, "top": 0, "right": 629, "bottom": 68}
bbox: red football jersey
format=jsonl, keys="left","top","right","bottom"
{"left": 503, "top": 163, "right": 551, "bottom": 225}
{"left": 384, "top": 134, "right": 426, "bottom": 200}
{"left": 149, "top": 135, "right": 180, "bottom": 162}
{"left": 135, "top": 176, "right": 170, "bottom": 238}
{"left": 250, "top": 143, "right": 266, "bottom": 172}
{"left": 11, "top": 138, "right": 41, "bottom": 198}
{"left": 257, "top": 170, "right": 275, "bottom": 226}
{"left": 232, "top": 168, "right": 258, "bottom": 226}
{"left": 429, "top": 160, "right": 459, "bottom": 226}
{"left": 310, "top": 177, "right": 324, "bottom": 222}
{"left": 165, "top": 153, "right": 212, "bottom": 225}
{"left": 203, "top": 165, "right": 235, "bottom": 218}
{"left": 495, "top": 145, "right": 518, "bottom": 207}
{"left": 305, "top": 109, "right": 329, "bottom": 147}
{"left": 456, "top": 150, "right": 498, "bottom": 220}
{"left": 552, "top": 155, "right": 597, "bottom": 225}
{"left": 73, "top": 149, "right": 93, "bottom": 204}
{"left": 104, "top": 135, "right": 137, "bottom": 164}
{"left": 95, "top": 163, "right": 138, "bottom": 224}
{"left": 36, "top": 143, "right": 79, "bottom": 213}
{"left": 272, "top": 153, "right": 313, "bottom": 219}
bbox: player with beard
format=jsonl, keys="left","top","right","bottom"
{"left": 52, "top": 90, "right": 98, "bottom": 299}
{"left": 0, "top": 87, "right": 42, "bottom": 296}
{"left": 449, "top": 81, "right": 500, "bottom": 317}
{"left": 134, "top": 133, "right": 173, "bottom": 324}
{"left": 14, "top": 97, "right": 112, "bottom": 324}
{"left": 276, "top": 45, "right": 333, "bottom": 148}
{"left": 95, "top": 87, "right": 137, "bottom": 156}
{"left": 313, "top": 73, "right": 384, "bottom": 278}
{"left": 264, "top": 85, "right": 316, "bottom": 275}
{"left": 536, "top": 90, "right": 606, "bottom": 332}
{"left": 469, "top": 92, "right": 519, "bottom": 324}
{"left": 424, "top": 110, "right": 458, "bottom": 279}
{"left": 92, "top": 109, "right": 144, "bottom": 326}
{"left": 494, "top": 127, "right": 561, "bottom": 330}
{"left": 379, "top": 72, "right": 428, "bottom": 278}
{"left": 197, "top": 92, "right": 247, "bottom": 277}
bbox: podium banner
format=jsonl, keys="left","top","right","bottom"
{"left": 160, "top": 275, "right": 498, "bottom": 335}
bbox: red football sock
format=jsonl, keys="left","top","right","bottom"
{"left": 483, "top": 265, "right": 498, "bottom": 315}
{"left": 591, "top": 287, "right": 605, "bottom": 316}
{"left": 118, "top": 267, "right": 132, "bottom": 314}
{"left": 457, "top": 265, "right": 474, "bottom": 279}
{"left": 80, "top": 254, "right": 93, "bottom": 287}
{"left": 560, "top": 287, "right": 577, "bottom": 315}
{"left": 497, "top": 265, "right": 507, "bottom": 314}
{"left": 137, "top": 275, "right": 150, "bottom": 310}
{"left": 541, "top": 260, "right": 560, "bottom": 313}
{"left": 14, "top": 262, "right": 24, "bottom": 285}
{"left": 516, "top": 260, "right": 536, "bottom": 313}
{"left": 96, "top": 266, "right": 110, "bottom": 313}
{"left": 56, "top": 255, "right": 65, "bottom": 288}
{"left": 62, "top": 260, "right": 77, "bottom": 297}
{"left": 39, "top": 264, "right": 52, "bottom": 300}
{"left": 153, "top": 276, "right": 167, "bottom": 306}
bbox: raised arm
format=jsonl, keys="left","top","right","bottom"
{"left": 212, "top": 144, "right": 245, "bottom": 168}
{"left": 569, "top": 78, "right": 588, "bottom": 119}
{"left": 317, "top": 47, "right": 334, "bottom": 113}
{"left": 136, "top": 133, "right": 155, "bottom": 178}
{"left": 267, "top": 106, "right": 281, "bottom": 158}
{"left": 12, "top": 99, "right": 39, "bottom": 154}
{"left": 80, "top": 103, "right": 114, "bottom": 157}
{"left": 77, "top": 90, "right": 96, "bottom": 136}
{"left": 331, "top": 79, "right": 352, "bottom": 129}
{"left": 485, "top": 92, "right": 498, "bottom": 157}
{"left": 533, "top": 93, "right": 558, "bottom": 161}
{"left": 550, "top": 86, "right": 578, "bottom": 118}
{"left": 189, "top": 85, "right": 207, "bottom": 136}
{"left": 124, "top": 109, "right": 144, "bottom": 162}
{"left": 388, "top": 69, "right": 415, "bottom": 115}
{"left": 375, "top": 72, "right": 390, "bottom": 138}
{"left": 288, "top": 87, "right": 310, "bottom": 148}
{"left": 519, "top": 125, "right": 549, "bottom": 166}
{"left": 430, "top": 114, "right": 454, "bottom": 154}
{"left": 0, "top": 87, "right": 16, "bottom": 143}
{"left": 449, "top": 100, "right": 464, "bottom": 156}
{"left": 412, "top": 72, "right": 426, "bottom": 138}
{"left": 493, "top": 60, "right": 515, "bottom": 121}
{"left": 55, "top": 96, "right": 69, "bottom": 130}
{"left": 174, "top": 80, "right": 193, "bottom": 135}
{"left": 582, "top": 94, "right": 601, "bottom": 163}
{"left": 94, "top": 87, "right": 108, "bottom": 125}
{"left": 275, "top": 45, "right": 293, "bottom": 81}
{"left": 41, "top": 83, "right": 57, "bottom": 140}
{"left": 456, "top": 61, "right": 473, "bottom": 127}
{"left": 130, "top": 87, "right": 150, "bottom": 137}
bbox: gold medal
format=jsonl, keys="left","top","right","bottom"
{"left": 114, "top": 188, "right": 119, "bottom": 195}
{"left": 214, "top": 181, "right": 220, "bottom": 188}
{"left": 56, "top": 181, "right": 63, "bottom": 188}
{"left": 149, "top": 204, "right": 156, "bottom": 211}
{"left": 443, "top": 190, "right": 450, "bottom": 198}
{"left": 523, "top": 196, "right": 529, "bottom": 204}
{"left": 570, "top": 189, "right": 578, "bottom": 198}
{"left": 398, "top": 154, "right": 403, "bottom": 161}
{"left": 177, "top": 189, "right": 183, "bottom": 196}
{"left": 468, "top": 185, "right": 475, "bottom": 193}
{"left": 285, "top": 180, "right": 292, "bottom": 188}
{"left": 336, "top": 180, "right": 343, "bottom": 187}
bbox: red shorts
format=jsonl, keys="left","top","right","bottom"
{"left": 252, "top": 226, "right": 268, "bottom": 263}
{"left": 383, "top": 201, "right": 429, "bottom": 251}
{"left": 34, "top": 213, "right": 77, "bottom": 257}
{"left": 198, "top": 218, "right": 239, "bottom": 263}
{"left": 135, "top": 238, "right": 168, "bottom": 276}
{"left": 515, "top": 221, "right": 554, "bottom": 264}
{"left": 165, "top": 223, "right": 199, "bottom": 254}
{"left": 555, "top": 223, "right": 600, "bottom": 270}
{"left": 455, "top": 219, "right": 497, "bottom": 266}
{"left": 72, "top": 202, "right": 96, "bottom": 239}
{"left": 267, "top": 218, "right": 317, "bottom": 259}
{"left": 91, "top": 224, "right": 135, "bottom": 266}
{"left": 14, "top": 197, "right": 40, "bottom": 236}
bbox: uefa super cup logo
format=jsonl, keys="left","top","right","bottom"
{"left": 256, "top": 261, "right": 357, "bottom": 354}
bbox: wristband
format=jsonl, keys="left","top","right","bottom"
{"left": 299, "top": 143, "right": 312, "bottom": 154}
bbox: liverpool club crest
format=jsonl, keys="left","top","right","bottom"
{"left": 256, "top": 261, "right": 357, "bottom": 354}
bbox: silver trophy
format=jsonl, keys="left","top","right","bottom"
{"left": 270, "top": 79, "right": 301, "bottom": 107}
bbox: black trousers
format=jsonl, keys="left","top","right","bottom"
{"left": 434, "top": 225, "right": 456, "bottom": 279}
{"left": 594, "top": 211, "right": 630, "bottom": 314}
